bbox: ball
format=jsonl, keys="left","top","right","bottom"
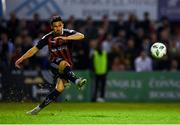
{"left": 150, "top": 42, "right": 167, "bottom": 58}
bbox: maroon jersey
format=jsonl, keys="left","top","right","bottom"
{"left": 36, "top": 29, "right": 77, "bottom": 65}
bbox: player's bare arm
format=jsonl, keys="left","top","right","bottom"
{"left": 15, "top": 46, "right": 39, "bottom": 69}
{"left": 54, "top": 32, "right": 84, "bottom": 41}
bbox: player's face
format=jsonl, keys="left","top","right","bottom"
{"left": 52, "top": 21, "right": 64, "bottom": 35}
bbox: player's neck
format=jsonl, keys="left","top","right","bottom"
{"left": 53, "top": 29, "right": 63, "bottom": 36}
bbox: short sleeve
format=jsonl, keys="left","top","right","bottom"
{"left": 63, "top": 29, "right": 77, "bottom": 36}
{"left": 36, "top": 35, "right": 48, "bottom": 49}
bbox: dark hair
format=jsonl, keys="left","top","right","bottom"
{"left": 50, "top": 16, "right": 62, "bottom": 25}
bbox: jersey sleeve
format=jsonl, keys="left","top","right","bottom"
{"left": 64, "top": 29, "right": 77, "bottom": 36}
{"left": 36, "top": 35, "right": 48, "bottom": 49}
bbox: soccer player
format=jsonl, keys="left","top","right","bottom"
{"left": 15, "top": 16, "right": 87, "bottom": 115}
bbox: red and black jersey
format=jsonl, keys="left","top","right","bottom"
{"left": 36, "top": 29, "right": 77, "bottom": 66}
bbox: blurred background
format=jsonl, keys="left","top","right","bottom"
{"left": 0, "top": 0, "right": 180, "bottom": 102}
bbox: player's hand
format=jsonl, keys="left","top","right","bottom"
{"left": 15, "top": 59, "right": 23, "bottom": 69}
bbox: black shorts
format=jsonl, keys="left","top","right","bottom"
{"left": 49, "top": 58, "right": 69, "bottom": 84}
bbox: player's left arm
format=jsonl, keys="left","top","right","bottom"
{"left": 64, "top": 32, "right": 84, "bottom": 40}
{"left": 54, "top": 30, "right": 84, "bottom": 41}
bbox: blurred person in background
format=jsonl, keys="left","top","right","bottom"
{"left": 0, "top": 17, "right": 7, "bottom": 34}
{"left": 125, "top": 38, "right": 137, "bottom": 70}
{"left": 111, "top": 56, "right": 126, "bottom": 71}
{"left": 135, "top": 28, "right": 145, "bottom": 50}
{"left": 15, "top": 16, "right": 87, "bottom": 115}
{"left": 113, "top": 30, "right": 126, "bottom": 48}
{"left": 72, "top": 42, "right": 89, "bottom": 69}
{"left": 0, "top": 33, "right": 13, "bottom": 69}
{"left": 29, "top": 13, "right": 42, "bottom": 38}
{"left": 66, "top": 15, "right": 75, "bottom": 29}
{"left": 89, "top": 38, "right": 98, "bottom": 57}
{"left": 10, "top": 36, "right": 23, "bottom": 69}
{"left": 158, "top": 16, "right": 171, "bottom": 32}
{"left": 150, "top": 32, "right": 158, "bottom": 44}
{"left": 101, "top": 15, "right": 113, "bottom": 35}
{"left": 170, "top": 59, "right": 179, "bottom": 71}
{"left": 102, "top": 33, "right": 113, "bottom": 53}
{"left": 91, "top": 44, "right": 108, "bottom": 102}
{"left": 134, "top": 50, "right": 152, "bottom": 72}
{"left": 142, "top": 37, "right": 151, "bottom": 54}
{"left": 141, "top": 12, "right": 151, "bottom": 34}
{"left": 16, "top": 19, "right": 28, "bottom": 36}
{"left": 159, "top": 27, "right": 171, "bottom": 46}
{"left": 113, "top": 13, "right": 125, "bottom": 36}
{"left": 84, "top": 16, "right": 97, "bottom": 40}
{"left": 7, "top": 12, "right": 19, "bottom": 39}
{"left": 125, "top": 14, "right": 139, "bottom": 38}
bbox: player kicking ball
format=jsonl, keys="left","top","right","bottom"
{"left": 15, "top": 16, "right": 87, "bottom": 115}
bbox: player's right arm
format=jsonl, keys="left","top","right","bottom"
{"left": 15, "top": 46, "right": 39, "bottom": 69}
{"left": 15, "top": 32, "right": 50, "bottom": 69}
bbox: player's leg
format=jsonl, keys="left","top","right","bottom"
{"left": 59, "top": 60, "right": 87, "bottom": 89}
{"left": 26, "top": 78, "right": 65, "bottom": 115}
{"left": 38, "top": 78, "right": 64, "bottom": 108}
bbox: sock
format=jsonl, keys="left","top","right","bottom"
{"left": 39, "top": 89, "right": 61, "bottom": 109}
{"left": 63, "top": 66, "right": 78, "bottom": 84}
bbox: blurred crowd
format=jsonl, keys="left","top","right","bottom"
{"left": 0, "top": 12, "right": 180, "bottom": 72}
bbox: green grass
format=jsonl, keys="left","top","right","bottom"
{"left": 0, "top": 102, "right": 180, "bottom": 124}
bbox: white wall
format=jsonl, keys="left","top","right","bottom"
{"left": 6, "top": 0, "right": 158, "bottom": 20}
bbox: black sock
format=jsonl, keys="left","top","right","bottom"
{"left": 39, "top": 89, "right": 61, "bottom": 109}
{"left": 63, "top": 66, "right": 78, "bottom": 83}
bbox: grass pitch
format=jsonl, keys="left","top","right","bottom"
{"left": 0, "top": 102, "right": 180, "bottom": 124}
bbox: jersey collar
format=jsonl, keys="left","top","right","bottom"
{"left": 53, "top": 28, "right": 64, "bottom": 37}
